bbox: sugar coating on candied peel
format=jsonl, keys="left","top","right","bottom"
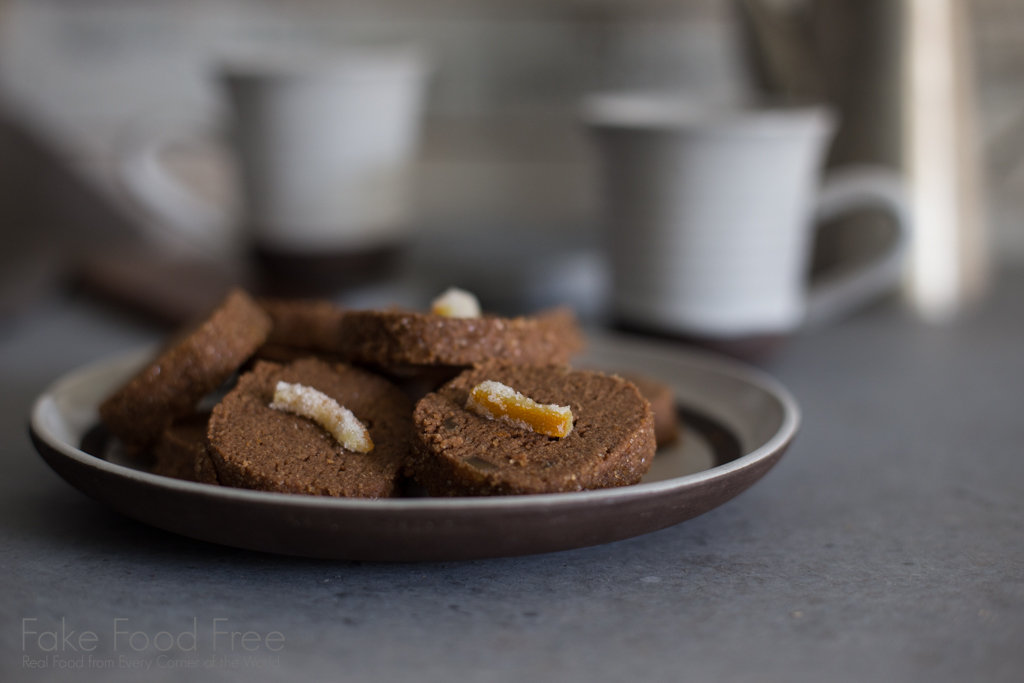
{"left": 466, "top": 380, "right": 573, "bottom": 438}
{"left": 270, "top": 381, "right": 374, "bottom": 453}
{"left": 431, "top": 287, "right": 481, "bottom": 318}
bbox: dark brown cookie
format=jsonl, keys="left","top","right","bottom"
{"left": 250, "top": 342, "right": 349, "bottom": 366}
{"left": 620, "top": 373, "right": 681, "bottom": 448}
{"left": 336, "top": 307, "right": 585, "bottom": 367}
{"left": 99, "top": 288, "right": 272, "bottom": 455}
{"left": 207, "top": 358, "right": 413, "bottom": 498}
{"left": 152, "top": 413, "right": 211, "bottom": 482}
{"left": 194, "top": 447, "right": 221, "bottom": 485}
{"left": 258, "top": 298, "right": 346, "bottom": 352}
{"left": 365, "top": 363, "right": 467, "bottom": 405}
{"left": 410, "top": 363, "right": 655, "bottom": 496}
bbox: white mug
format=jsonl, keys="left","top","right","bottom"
{"left": 120, "top": 47, "right": 430, "bottom": 263}
{"left": 585, "top": 93, "right": 911, "bottom": 342}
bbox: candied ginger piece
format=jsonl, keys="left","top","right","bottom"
{"left": 431, "top": 287, "right": 481, "bottom": 318}
{"left": 270, "top": 381, "right": 373, "bottom": 453}
{"left": 466, "top": 380, "right": 573, "bottom": 438}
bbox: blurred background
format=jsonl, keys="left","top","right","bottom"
{"left": 0, "top": 0, "right": 1020, "bottom": 333}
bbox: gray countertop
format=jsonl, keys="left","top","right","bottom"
{"left": 2, "top": 271, "right": 1023, "bottom": 683}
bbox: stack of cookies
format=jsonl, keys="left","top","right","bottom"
{"left": 99, "top": 288, "right": 678, "bottom": 498}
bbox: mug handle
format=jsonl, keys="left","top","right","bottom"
{"left": 118, "top": 127, "right": 236, "bottom": 255}
{"left": 804, "top": 165, "right": 912, "bottom": 327}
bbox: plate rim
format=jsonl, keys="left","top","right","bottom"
{"left": 29, "top": 334, "right": 801, "bottom": 512}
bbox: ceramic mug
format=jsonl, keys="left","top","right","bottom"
{"left": 584, "top": 93, "right": 911, "bottom": 350}
{"left": 120, "top": 47, "right": 429, "bottom": 290}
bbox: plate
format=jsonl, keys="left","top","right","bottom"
{"left": 29, "top": 334, "right": 799, "bottom": 561}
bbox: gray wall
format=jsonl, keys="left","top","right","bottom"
{"left": 1, "top": 0, "right": 1022, "bottom": 262}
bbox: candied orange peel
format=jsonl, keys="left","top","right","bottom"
{"left": 466, "top": 380, "right": 573, "bottom": 438}
{"left": 270, "top": 381, "right": 374, "bottom": 453}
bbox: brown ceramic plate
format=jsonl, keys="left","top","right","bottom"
{"left": 29, "top": 333, "right": 799, "bottom": 561}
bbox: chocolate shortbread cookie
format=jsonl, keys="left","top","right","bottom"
{"left": 367, "top": 363, "right": 467, "bottom": 405}
{"left": 250, "top": 342, "right": 348, "bottom": 366}
{"left": 194, "top": 447, "right": 221, "bottom": 485}
{"left": 336, "top": 307, "right": 585, "bottom": 367}
{"left": 207, "top": 358, "right": 412, "bottom": 498}
{"left": 152, "top": 412, "right": 211, "bottom": 482}
{"left": 99, "top": 288, "right": 272, "bottom": 455}
{"left": 258, "top": 298, "right": 346, "bottom": 352}
{"left": 410, "top": 363, "right": 655, "bottom": 496}
{"left": 621, "top": 373, "right": 681, "bottom": 448}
